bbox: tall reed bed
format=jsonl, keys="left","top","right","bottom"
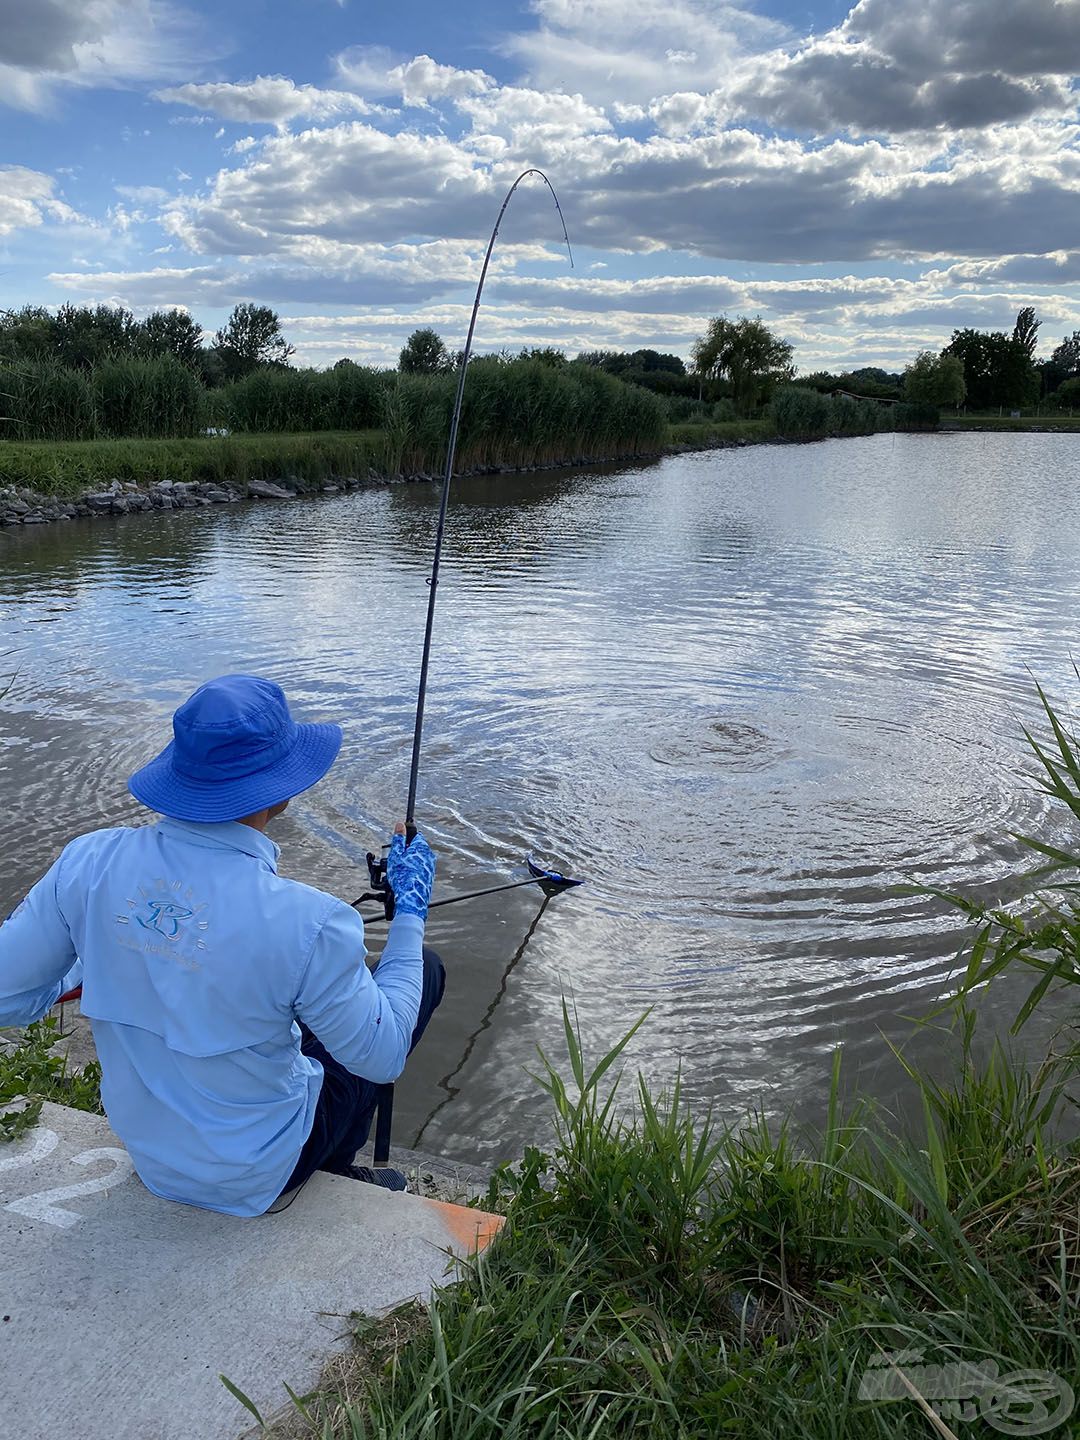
{"left": 1, "top": 357, "right": 205, "bottom": 440}
{"left": 771, "top": 385, "right": 893, "bottom": 440}
{"left": 211, "top": 363, "right": 384, "bottom": 433}
{"left": 383, "top": 358, "right": 667, "bottom": 474}
{"left": 1, "top": 357, "right": 664, "bottom": 470}
{"left": 0, "top": 362, "right": 97, "bottom": 441}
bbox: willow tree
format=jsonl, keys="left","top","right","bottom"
{"left": 691, "top": 316, "right": 794, "bottom": 414}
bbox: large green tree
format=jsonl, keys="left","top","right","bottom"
{"left": 399, "top": 327, "right": 450, "bottom": 374}
{"left": 213, "top": 304, "right": 294, "bottom": 380}
{"left": 1012, "top": 306, "right": 1041, "bottom": 359}
{"left": 0, "top": 305, "right": 54, "bottom": 363}
{"left": 139, "top": 309, "right": 203, "bottom": 367}
{"left": 943, "top": 328, "right": 1038, "bottom": 410}
{"left": 691, "top": 316, "right": 794, "bottom": 414}
{"left": 52, "top": 303, "right": 139, "bottom": 369}
{"left": 903, "top": 351, "right": 966, "bottom": 408}
{"left": 1051, "top": 331, "right": 1080, "bottom": 375}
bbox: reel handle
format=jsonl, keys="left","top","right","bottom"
{"left": 365, "top": 851, "right": 396, "bottom": 922}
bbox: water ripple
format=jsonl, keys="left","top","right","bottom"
{"left": 2, "top": 433, "right": 1079, "bottom": 1162}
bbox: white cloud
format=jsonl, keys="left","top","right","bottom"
{"left": 0, "top": 166, "right": 80, "bottom": 235}
{"left": 728, "top": 0, "right": 1080, "bottom": 134}
{"left": 505, "top": 0, "right": 789, "bottom": 106}
{"left": 114, "top": 183, "right": 170, "bottom": 204}
{"left": 0, "top": 0, "right": 211, "bottom": 112}
{"left": 456, "top": 85, "right": 612, "bottom": 143}
{"left": 157, "top": 115, "right": 1080, "bottom": 271}
{"left": 155, "top": 76, "right": 374, "bottom": 127}
{"left": 332, "top": 44, "right": 406, "bottom": 96}
{"left": 388, "top": 53, "right": 494, "bottom": 107}
{"left": 928, "top": 251, "right": 1080, "bottom": 286}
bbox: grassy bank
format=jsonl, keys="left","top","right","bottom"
{"left": 0, "top": 422, "right": 758, "bottom": 500}
{"left": 253, "top": 1008, "right": 1078, "bottom": 1440}
{"left": 940, "top": 413, "right": 1080, "bottom": 432}
{"left": 667, "top": 418, "right": 773, "bottom": 447}
{"left": 0, "top": 415, "right": 879, "bottom": 501}
{"left": 0, "top": 431, "right": 387, "bottom": 495}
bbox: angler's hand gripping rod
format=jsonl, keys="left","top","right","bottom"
{"left": 403, "top": 169, "right": 573, "bottom": 839}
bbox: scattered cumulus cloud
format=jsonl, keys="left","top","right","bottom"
{"left": 0, "top": 0, "right": 212, "bottom": 112}
{"left": 504, "top": 0, "right": 789, "bottom": 106}
{"left": 729, "top": 0, "right": 1080, "bottom": 134}
{"left": 0, "top": 165, "right": 81, "bottom": 235}
{"left": 5, "top": 0, "right": 1080, "bottom": 370}
{"left": 155, "top": 75, "right": 375, "bottom": 126}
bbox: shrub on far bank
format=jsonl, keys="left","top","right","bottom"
{"left": 769, "top": 385, "right": 890, "bottom": 440}
{"left": 662, "top": 395, "right": 737, "bottom": 424}
{"left": 894, "top": 400, "right": 940, "bottom": 431}
{"left": 1049, "top": 376, "right": 1080, "bottom": 411}
{"left": 381, "top": 356, "right": 667, "bottom": 474}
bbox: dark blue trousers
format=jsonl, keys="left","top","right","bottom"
{"left": 281, "top": 945, "right": 445, "bottom": 1191}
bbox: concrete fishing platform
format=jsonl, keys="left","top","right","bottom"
{"left": 0, "top": 1101, "right": 503, "bottom": 1440}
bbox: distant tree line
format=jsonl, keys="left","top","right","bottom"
{"left": 0, "top": 302, "right": 293, "bottom": 387}
{"left": 902, "top": 308, "right": 1080, "bottom": 415}
{"left": 6, "top": 297, "right": 1076, "bottom": 449}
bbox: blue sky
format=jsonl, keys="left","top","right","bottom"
{"left": 2, "top": 0, "right": 1078, "bottom": 371}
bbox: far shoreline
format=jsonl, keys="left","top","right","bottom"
{"left": 2, "top": 419, "right": 1074, "bottom": 534}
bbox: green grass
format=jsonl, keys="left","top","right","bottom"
{"left": 667, "top": 418, "right": 774, "bottom": 446}
{"left": 0, "top": 430, "right": 388, "bottom": 496}
{"left": 0, "top": 421, "right": 770, "bottom": 500}
{"left": 940, "top": 413, "right": 1080, "bottom": 431}
{"left": 252, "top": 1003, "right": 1078, "bottom": 1439}
{"left": 248, "top": 685, "right": 1080, "bottom": 1438}
{"left": 0, "top": 1017, "right": 103, "bottom": 1144}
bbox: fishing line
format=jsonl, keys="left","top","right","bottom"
{"left": 412, "top": 894, "right": 552, "bottom": 1148}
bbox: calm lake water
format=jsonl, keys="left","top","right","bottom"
{"left": 2, "top": 432, "right": 1078, "bottom": 1163}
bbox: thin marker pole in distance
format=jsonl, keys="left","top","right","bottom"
{"left": 404, "top": 169, "right": 573, "bottom": 838}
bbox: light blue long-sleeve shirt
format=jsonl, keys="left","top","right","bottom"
{"left": 0, "top": 818, "right": 424, "bottom": 1217}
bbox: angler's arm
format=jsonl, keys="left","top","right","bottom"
{"left": 0, "top": 854, "right": 79, "bottom": 1026}
{"left": 294, "top": 902, "right": 423, "bottom": 1084}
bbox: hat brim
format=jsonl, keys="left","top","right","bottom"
{"left": 128, "top": 721, "right": 343, "bottom": 822}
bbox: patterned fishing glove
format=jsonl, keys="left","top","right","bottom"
{"left": 386, "top": 829, "right": 437, "bottom": 921}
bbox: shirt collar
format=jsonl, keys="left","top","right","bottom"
{"left": 157, "top": 817, "right": 281, "bottom": 871}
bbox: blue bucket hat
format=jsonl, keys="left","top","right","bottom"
{"left": 128, "top": 674, "right": 343, "bottom": 822}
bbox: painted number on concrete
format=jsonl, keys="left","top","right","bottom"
{"left": 2, "top": 1130, "right": 133, "bottom": 1229}
{"left": 0, "top": 1126, "right": 59, "bottom": 1172}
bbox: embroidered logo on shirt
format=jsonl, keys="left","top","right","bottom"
{"left": 136, "top": 899, "right": 195, "bottom": 940}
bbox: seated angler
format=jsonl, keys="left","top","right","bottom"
{"left": 0, "top": 674, "right": 443, "bottom": 1215}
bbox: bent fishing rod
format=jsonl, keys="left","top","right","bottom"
{"left": 355, "top": 172, "right": 579, "bottom": 1167}
{"left": 361, "top": 168, "right": 578, "bottom": 917}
